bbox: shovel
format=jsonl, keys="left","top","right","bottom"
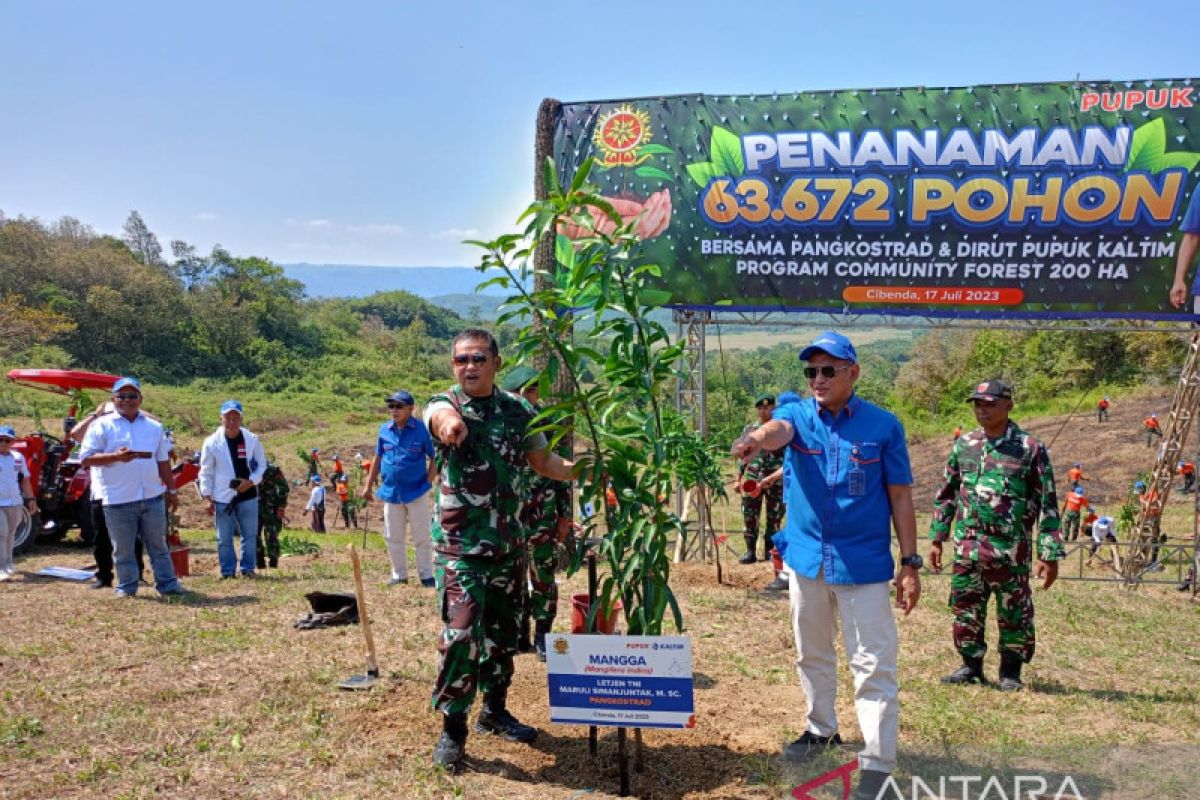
{"left": 338, "top": 544, "right": 380, "bottom": 690}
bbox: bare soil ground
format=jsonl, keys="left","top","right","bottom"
{"left": 2, "top": 394, "right": 1198, "bottom": 799}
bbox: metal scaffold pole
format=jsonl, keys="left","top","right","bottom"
{"left": 1122, "top": 332, "right": 1200, "bottom": 585}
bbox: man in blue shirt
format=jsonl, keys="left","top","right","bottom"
{"left": 1169, "top": 186, "right": 1200, "bottom": 312}
{"left": 731, "top": 332, "right": 920, "bottom": 800}
{"left": 362, "top": 390, "right": 437, "bottom": 587}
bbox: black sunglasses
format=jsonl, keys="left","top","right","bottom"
{"left": 803, "top": 365, "right": 852, "bottom": 380}
{"left": 386, "top": 402, "right": 409, "bottom": 409}
{"left": 113, "top": 393, "right": 141, "bottom": 401}
{"left": 453, "top": 353, "right": 489, "bottom": 365}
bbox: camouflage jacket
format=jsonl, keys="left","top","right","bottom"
{"left": 930, "top": 421, "right": 1064, "bottom": 563}
{"left": 517, "top": 398, "right": 571, "bottom": 530}
{"left": 427, "top": 385, "right": 547, "bottom": 559}
{"left": 258, "top": 464, "right": 290, "bottom": 519}
{"left": 739, "top": 422, "right": 785, "bottom": 483}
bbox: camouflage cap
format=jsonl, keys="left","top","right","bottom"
{"left": 967, "top": 379, "right": 1013, "bottom": 402}
{"left": 754, "top": 392, "right": 775, "bottom": 407}
{"left": 500, "top": 365, "right": 539, "bottom": 392}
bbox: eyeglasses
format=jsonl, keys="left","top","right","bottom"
{"left": 452, "top": 353, "right": 489, "bottom": 365}
{"left": 803, "top": 365, "right": 852, "bottom": 380}
{"left": 113, "top": 393, "right": 141, "bottom": 401}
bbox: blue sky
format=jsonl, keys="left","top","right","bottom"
{"left": 1, "top": 1, "right": 1195, "bottom": 267}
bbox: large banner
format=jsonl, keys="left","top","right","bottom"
{"left": 553, "top": 79, "right": 1200, "bottom": 321}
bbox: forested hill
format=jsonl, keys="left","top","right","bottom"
{"left": 0, "top": 212, "right": 471, "bottom": 396}
{"left": 280, "top": 264, "right": 508, "bottom": 299}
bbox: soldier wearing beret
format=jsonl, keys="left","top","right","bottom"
{"left": 928, "top": 379, "right": 1064, "bottom": 691}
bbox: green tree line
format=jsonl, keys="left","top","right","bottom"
{"left": 0, "top": 211, "right": 465, "bottom": 397}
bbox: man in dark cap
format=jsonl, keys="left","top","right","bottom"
{"left": 362, "top": 390, "right": 436, "bottom": 587}
{"left": 736, "top": 393, "right": 785, "bottom": 564}
{"left": 929, "top": 379, "right": 1064, "bottom": 692}
{"left": 732, "top": 331, "right": 919, "bottom": 800}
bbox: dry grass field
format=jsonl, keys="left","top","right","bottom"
{"left": 2, "top": 394, "right": 1199, "bottom": 799}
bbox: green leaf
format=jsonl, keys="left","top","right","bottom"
{"left": 634, "top": 166, "right": 674, "bottom": 182}
{"left": 710, "top": 126, "right": 745, "bottom": 177}
{"left": 569, "top": 157, "right": 594, "bottom": 195}
{"left": 637, "top": 289, "right": 673, "bottom": 307}
{"left": 1160, "top": 151, "right": 1200, "bottom": 171}
{"left": 714, "top": 299, "right": 734, "bottom": 306}
{"left": 1125, "top": 119, "right": 1165, "bottom": 173}
{"left": 637, "top": 143, "right": 674, "bottom": 156}
{"left": 554, "top": 234, "right": 576, "bottom": 273}
{"left": 686, "top": 161, "right": 717, "bottom": 188}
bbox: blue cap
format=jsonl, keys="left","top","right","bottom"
{"left": 1076, "top": 486, "right": 1085, "bottom": 495}
{"left": 1135, "top": 480, "right": 1146, "bottom": 491}
{"left": 386, "top": 390, "right": 414, "bottom": 405}
{"left": 0, "top": 425, "right": 16, "bottom": 439}
{"left": 777, "top": 391, "right": 802, "bottom": 406}
{"left": 112, "top": 377, "right": 141, "bottom": 393}
{"left": 220, "top": 399, "right": 243, "bottom": 416}
{"left": 799, "top": 331, "right": 857, "bottom": 363}
{"left": 311, "top": 475, "right": 322, "bottom": 483}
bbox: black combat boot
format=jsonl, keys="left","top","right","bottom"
{"left": 475, "top": 686, "right": 537, "bottom": 743}
{"left": 739, "top": 535, "right": 757, "bottom": 564}
{"left": 941, "top": 655, "right": 987, "bottom": 685}
{"left": 534, "top": 620, "right": 552, "bottom": 662}
{"left": 432, "top": 711, "right": 468, "bottom": 771}
{"left": 269, "top": 558, "right": 278, "bottom": 568}
{"left": 517, "top": 613, "right": 533, "bottom": 653}
{"left": 998, "top": 650, "right": 1025, "bottom": 692}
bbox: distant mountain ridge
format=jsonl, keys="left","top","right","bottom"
{"left": 281, "top": 263, "right": 505, "bottom": 299}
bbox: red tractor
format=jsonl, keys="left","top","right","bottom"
{"left": 5, "top": 369, "right": 199, "bottom": 554}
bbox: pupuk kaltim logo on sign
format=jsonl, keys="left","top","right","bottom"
{"left": 592, "top": 104, "right": 653, "bottom": 168}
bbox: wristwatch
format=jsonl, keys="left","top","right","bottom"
{"left": 900, "top": 553, "right": 923, "bottom": 570}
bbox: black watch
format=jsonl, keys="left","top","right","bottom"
{"left": 900, "top": 553, "right": 923, "bottom": 570}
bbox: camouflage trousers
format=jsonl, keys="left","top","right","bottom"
{"left": 949, "top": 558, "right": 1035, "bottom": 663}
{"left": 431, "top": 552, "right": 522, "bottom": 715}
{"left": 522, "top": 517, "right": 559, "bottom": 625}
{"left": 1061, "top": 509, "right": 1081, "bottom": 541}
{"left": 742, "top": 486, "right": 784, "bottom": 556}
{"left": 256, "top": 517, "right": 282, "bottom": 568}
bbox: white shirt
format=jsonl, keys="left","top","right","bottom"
{"left": 79, "top": 412, "right": 170, "bottom": 505}
{"left": 306, "top": 485, "right": 325, "bottom": 510}
{"left": 0, "top": 451, "right": 29, "bottom": 507}
{"left": 198, "top": 426, "right": 267, "bottom": 503}
{"left": 1092, "top": 517, "right": 1115, "bottom": 542}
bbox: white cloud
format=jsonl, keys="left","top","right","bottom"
{"left": 431, "top": 227, "right": 480, "bottom": 240}
{"left": 346, "top": 223, "right": 409, "bottom": 237}
{"left": 193, "top": 211, "right": 218, "bottom": 222}
{"left": 306, "top": 218, "right": 331, "bottom": 228}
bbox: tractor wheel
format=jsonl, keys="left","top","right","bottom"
{"left": 11, "top": 508, "right": 36, "bottom": 555}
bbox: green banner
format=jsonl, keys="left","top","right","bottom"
{"left": 553, "top": 79, "right": 1200, "bottom": 321}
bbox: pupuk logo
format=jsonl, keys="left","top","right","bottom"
{"left": 592, "top": 104, "right": 654, "bottom": 168}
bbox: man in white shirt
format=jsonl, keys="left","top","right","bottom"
{"left": 0, "top": 425, "right": 38, "bottom": 579}
{"left": 80, "top": 377, "right": 185, "bottom": 598}
{"left": 199, "top": 400, "right": 267, "bottom": 578}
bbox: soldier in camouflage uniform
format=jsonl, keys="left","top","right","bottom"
{"left": 738, "top": 394, "right": 786, "bottom": 563}
{"left": 256, "top": 462, "right": 289, "bottom": 569}
{"left": 423, "top": 330, "right": 578, "bottom": 772}
{"left": 929, "top": 380, "right": 1064, "bottom": 692}
{"left": 500, "top": 366, "right": 573, "bottom": 662}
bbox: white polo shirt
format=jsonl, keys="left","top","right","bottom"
{"left": 0, "top": 451, "right": 29, "bottom": 507}
{"left": 79, "top": 412, "right": 170, "bottom": 506}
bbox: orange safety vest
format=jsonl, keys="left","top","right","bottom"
{"left": 336, "top": 481, "right": 349, "bottom": 502}
{"left": 1181, "top": 462, "right": 1195, "bottom": 475}
{"left": 1144, "top": 417, "right": 1160, "bottom": 430}
{"left": 1067, "top": 467, "right": 1084, "bottom": 483}
{"left": 1098, "top": 398, "right": 1109, "bottom": 409}
{"left": 1064, "top": 491, "right": 1089, "bottom": 512}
